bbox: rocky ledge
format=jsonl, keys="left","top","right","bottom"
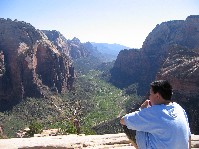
{"left": 0, "top": 133, "right": 198, "bottom": 149}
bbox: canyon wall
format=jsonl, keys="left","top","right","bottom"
{"left": 0, "top": 19, "right": 75, "bottom": 110}
{"left": 110, "top": 15, "right": 199, "bottom": 134}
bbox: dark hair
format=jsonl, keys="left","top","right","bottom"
{"left": 150, "top": 80, "right": 172, "bottom": 100}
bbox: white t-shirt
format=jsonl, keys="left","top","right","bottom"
{"left": 123, "top": 102, "right": 190, "bottom": 149}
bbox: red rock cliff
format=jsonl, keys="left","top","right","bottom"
{"left": 110, "top": 15, "right": 199, "bottom": 134}
{"left": 42, "top": 30, "right": 95, "bottom": 60}
{"left": 0, "top": 18, "right": 75, "bottom": 110}
{"left": 111, "top": 15, "right": 199, "bottom": 92}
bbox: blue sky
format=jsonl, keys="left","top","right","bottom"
{"left": 0, "top": 0, "right": 199, "bottom": 48}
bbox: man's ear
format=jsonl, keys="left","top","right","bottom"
{"left": 156, "top": 92, "right": 160, "bottom": 100}
{"left": 157, "top": 94, "right": 159, "bottom": 99}
{"left": 157, "top": 92, "right": 164, "bottom": 100}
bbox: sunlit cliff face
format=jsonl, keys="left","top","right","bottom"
{"left": 0, "top": 18, "right": 74, "bottom": 110}
{"left": 111, "top": 16, "right": 199, "bottom": 134}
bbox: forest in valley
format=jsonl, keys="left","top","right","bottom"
{"left": 0, "top": 55, "right": 142, "bottom": 138}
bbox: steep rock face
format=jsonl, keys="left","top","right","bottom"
{"left": 110, "top": 49, "right": 152, "bottom": 95}
{"left": 42, "top": 30, "right": 70, "bottom": 55}
{"left": 68, "top": 37, "right": 94, "bottom": 59}
{"left": 111, "top": 15, "right": 199, "bottom": 94}
{"left": 157, "top": 45, "right": 199, "bottom": 94}
{"left": 0, "top": 18, "right": 74, "bottom": 111}
{"left": 110, "top": 15, "right": 199, "bottom": 134}
{"left": 42, "top": 31, "right": 97, "bottom": 60}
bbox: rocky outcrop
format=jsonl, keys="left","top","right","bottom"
{"left": 68, "top": 37, "right": 97, "bottom": 59}
{"left": 0, "top": 133, "right": 198, "bottom": 149}
{"left": 68, "top": 37, "right": 88, "bottom": 59}
{"left": 0, "top": 18, "right": 75, "bottom": 111}
{"left": 110, "top": 49, "right": 151, "bottom": 95}
{"left": 156, "top": 45, "right": 199, "bottom": 95}
{"left": 110, "top": 15, "right": 199, "bottom": 134}
{"left": 111, "top": 15, "right": 199, "bottom": 94}
{"left": 42, "top": 30, "right": 70, "bottom": 55}
{"left": 42, "top": 30, "right": 97, "bottom": 60}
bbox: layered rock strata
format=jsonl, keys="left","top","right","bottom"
{"left": 111, "top": 15, "right": 199, "bottom": 94}
{"left": 157, "top": 44, "right": 199, "bottom": 134}
{"left": 42, "top": 30, "right": 97, "bottom": 60}
{"left": 0, "top": 18, "right": 75, "bottom": 110}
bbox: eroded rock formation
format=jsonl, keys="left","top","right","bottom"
{"left": 110, "top": 15, "right": 199, "bottom": 134}
{"left": 42, "top": 30, "right": 70, "bottom": 55}
{"left": 0, "top": 18, "right": 75, "bottom": 110}
{"left": 42, "top": 30, "right": 97, "bottom": 60}
{"left": 111, "top": 15, "right": 199, "bottom": 94}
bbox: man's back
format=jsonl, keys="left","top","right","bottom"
{"left": 124, "top": 102, "right": 190, "bottom": 149}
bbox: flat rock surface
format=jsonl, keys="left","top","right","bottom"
{"left": 0, "top": 133, "right": 133, "bottom": 149}
{"left": 0, "top": 133, "right": 198, "bottom": 149}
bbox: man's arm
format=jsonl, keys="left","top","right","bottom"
{"left": 120, "top": 115, "right": 138, "bottom": 149}
{"left": 120, "top": 100, "right": 150, "bottom": 126}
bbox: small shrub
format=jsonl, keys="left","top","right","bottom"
{"left": 26, "top": 121, "right": 43, "bottom": 137}
{"left": 81, "top": 126, "right": 96, "bottom": 135}
{"left": 49, "top": 120, "right": 76, "bottom": 135}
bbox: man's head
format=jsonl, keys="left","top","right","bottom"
{"left": 149, "top": 80, "right": 172, "bottom": 105}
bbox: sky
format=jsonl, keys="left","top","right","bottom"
{"left": 0, "top": 0, "right": 199, "bottom": 48}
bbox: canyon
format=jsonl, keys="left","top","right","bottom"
{"left": 110, "top": 15, "right": 199, "bottom": 134}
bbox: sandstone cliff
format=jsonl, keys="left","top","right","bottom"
{"left": 110, "top": 49, "right": 151, "bottom": 95}
{"left": 42, "top": 30, "right": 98, "bottom": 60}
{"left": 68, "top": 37, "right": 91, "bottom": 59}
{"left": 110, "top": 15, "right": 199, "bottom": 134}
{"left": 111, "top": 15, "right": 199, "bottom": 93}
{"left": 0, "top": 18, "right": 75, "bottom": 111}
{"left": 42, "top": 30, "right": 70, "bottom": 56}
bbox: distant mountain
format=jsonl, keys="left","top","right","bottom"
{"left": 42, "top": 30, "right": 99, "bottom": 60}
{"left": 42, "top": 31, "right": 129, "bottom": 62}
{"left": 91, "top": 43, "right": 130, "bottom": 61}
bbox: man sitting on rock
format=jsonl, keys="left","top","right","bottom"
{"left": 120, "top": 80, "right": 191, "bottom": 149}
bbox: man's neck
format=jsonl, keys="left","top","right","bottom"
{"left": 156, "top": 98, "right": 171, "bottom": 105}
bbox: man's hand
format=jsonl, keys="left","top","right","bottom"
{"left": 120, "top": 117, "right": 125, "bottom": 125}
{"left": 140, "top": 100, "right": 151, "bottom": 109}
